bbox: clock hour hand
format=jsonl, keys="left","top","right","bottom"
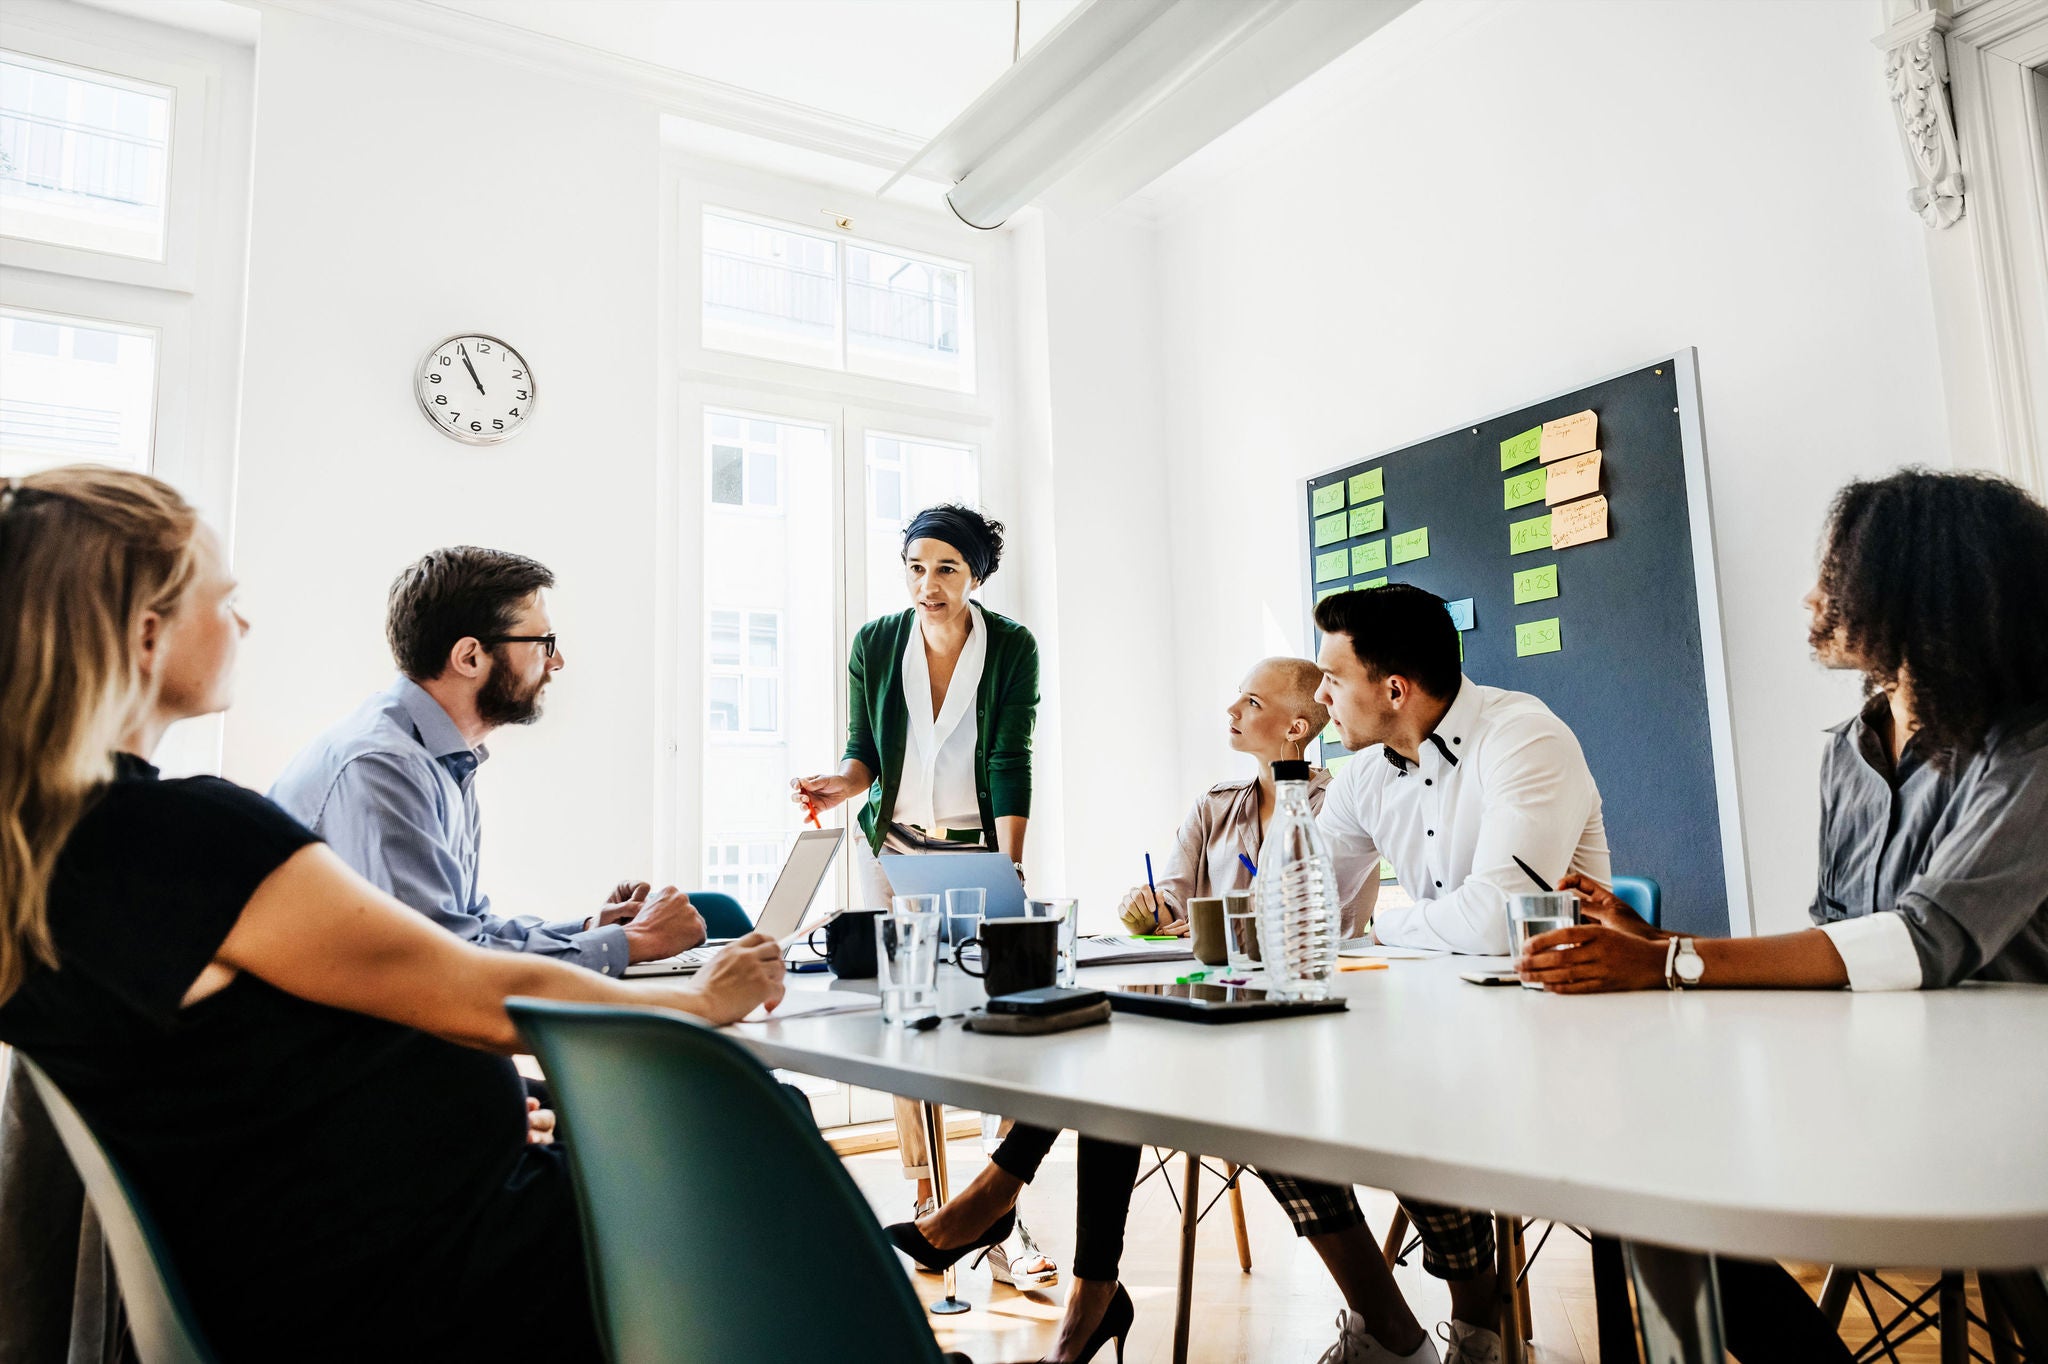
{"left": 457, "top": 343, "right": 486, "bottom": 395}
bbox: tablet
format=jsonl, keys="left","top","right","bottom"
{"left": 1104, "top": 982, "right": 1349, "bottom": 1024}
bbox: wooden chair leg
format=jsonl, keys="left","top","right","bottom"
{"left": 1171, "top": 1153, "right": 1202, "bottom": 1364}
{"left": 1225, "top": 1163, "right": 1251, "bottom": 1273}
{"left": 1939, "top": 1271, "right": 1969, "bottom": 1364}
{"left": 1512, "top": 1219, "right": 1534, "bottom": 1342}
{"left": 1381, "top": 1206, "right": 1411, "bottom": 1268}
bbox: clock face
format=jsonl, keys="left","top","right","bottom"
{"left": 416, "top": 334, "right": 535, "bottom": 444}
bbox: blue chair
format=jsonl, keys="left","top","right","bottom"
{"left": 506, "top": 997, "right": 972, "bottom": 1364}
{"left": 686, "top": 890, "right": 751, "bottom": 939}
{"left": 20, "top": 1057, "right": 218, "bottom": 1364}
{"left": 1609, "top": 875, "right": 1662, "bottom": 928}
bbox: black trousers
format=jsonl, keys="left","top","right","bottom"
{"left": 988, "top": 1124, "right": 1142, "bottom": 1282}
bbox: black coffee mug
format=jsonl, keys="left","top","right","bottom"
{"left": 956, "top": 918, "right": 1059, "bottom": 998}
{"left": 809, "top": 909, "right": 884, "bottom": 978}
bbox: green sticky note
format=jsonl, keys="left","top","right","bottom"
{"left": 1503, "top": 467, "right": 1547, "bottom": 510}
{"left": 1500, "top": 427, "right": 1542, "bottom": 470}
{"left": 1352, "top": 539, "right": 1386, "bottom": 575}
{"left": 1321, "top": 723, "right": 1340, "bottom": 744}
{"left": 1390, "top": 527, "right": 1430, "bottom": 565}
{"left": 1348, "top": 468, "right": 1384, "bottom": 504}
{"left": 1349, "top": 501, "right": 1385, "bottom": 537}
{"left": 1357, "top": 576, "right": 1388, "bottom": 589}
{"left": 1378, "top": 858, "right": 1397, "bottom": 882}
{"left": 1316, "top": 587, "right": 1344, "bottom": 603}
{"left": 1515, "top": 617, "right": 1563, "bottom": 657}
{"left": 1315, "top": 549, "right": 1350, "bottom": 583}
{"left": 1509, "top": 513, "right": 1553, "bottom": 555}
{"left": 1327, "top": 754, "right": 1352, "bottom": 775}
{"left": 1313, "top": 512, "right": 1348, "bottom": 547}
{"left": 1513, "top": 563, "right": 1559, "bottom": 605}
{"left": 1312, "top": 484, "right": 1345, "bottom": 517}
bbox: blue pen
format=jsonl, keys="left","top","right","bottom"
{"left": 1145, "top": 853, "right": 1161, "bottom": 931}
{"left": 1238, "top": 853, "right": 1258, "bottom": 879}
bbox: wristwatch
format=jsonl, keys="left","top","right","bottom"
{"left": 1665, "top": 937, "right": 1705, "bottom": 989}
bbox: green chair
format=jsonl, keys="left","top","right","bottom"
{"left": 506, "top": 997, "right": 972, "bottom": 1364}
{"left": 20, "top": 1057, "right": 218, "bottom": 1364}
{"left": 686, "top": 890, "right": 751, "bottom": 940}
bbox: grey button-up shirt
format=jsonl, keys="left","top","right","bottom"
{"left": 1811, "top": 696, "right": 2048, "bottom": 988}
{"left": 269, "top": 677, "right": 628, "bottom": 975}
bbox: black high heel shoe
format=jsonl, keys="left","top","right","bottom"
{"left": 884, "top": 1207, "right": 1016, "bottom": 1275}
{"left": 1053, "top": 1283, "right": 1133, "bottom": 1364}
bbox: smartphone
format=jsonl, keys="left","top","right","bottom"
{"left": 986, "top": 985, "right": 1107, "bottom": 1016}
{"left": 1459, "top": 971, "right": 1523, "bottom": 987}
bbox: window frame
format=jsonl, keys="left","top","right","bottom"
{"left": 705, "top": 605, "right": 785, "bottom": 743}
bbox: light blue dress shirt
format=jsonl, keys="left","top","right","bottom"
{"left": 269, "top": 676, "right": 628, "bottom": 976}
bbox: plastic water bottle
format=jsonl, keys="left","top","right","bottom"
{"left": 1255, "top": 759, "right": 1341, "bottom": 999}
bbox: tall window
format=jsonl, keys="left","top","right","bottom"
{"left": 703, "top": 838, "right": 782, "bottom": 908}
{"left": 0, "top": 306, "right": 156, "bottom": 474}
{"left": 708, "top": 609, "right": 782, "bottom": 738}
{"left": 865, "top": 432, "right": 978, "bottom": 622}
{"left": 701, "top": 209, "right": 974, "bottom": 393}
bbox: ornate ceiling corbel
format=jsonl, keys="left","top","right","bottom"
{"left": 1876, "top": 4, "right": 1966, "bottom": 228}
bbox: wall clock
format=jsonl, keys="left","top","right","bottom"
{"left": 416, "top": 333, "right": 535, "bottom": 444}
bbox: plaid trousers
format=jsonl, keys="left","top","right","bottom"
{"left": 1255, "top": 1170, "right": 1494, "bottom": 1280}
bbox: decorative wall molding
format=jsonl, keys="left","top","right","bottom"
{"left": 1876, "top": 7, "right": 1967, "bottom": 227}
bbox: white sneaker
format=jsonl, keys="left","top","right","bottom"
{"left": 1437, "top": 1320, "right": 1503, "bottom": 1364}
{"left": 1315, "top": 1310, "right": 1442, "bottom": 1364}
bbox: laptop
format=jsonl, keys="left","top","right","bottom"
{"left": 878, "top": 851, "right": 1026, "bottom": 944}
{"left": 623, "top": 827, "right": 843, "bottom": 977}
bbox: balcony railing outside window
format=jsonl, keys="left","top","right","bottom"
{"left": 0, "top": 55, "right": 171, "bottom": 261}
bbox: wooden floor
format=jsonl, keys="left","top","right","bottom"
{"left": 845, "top": 1130, "right": 1992, "bottom": 1363}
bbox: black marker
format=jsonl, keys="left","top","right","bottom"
{"left": 1511, "top": 855, "right": 1552, "bottom": 893}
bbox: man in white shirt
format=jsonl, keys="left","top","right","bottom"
{"left": 1258, "top": 584, "right": 1612, "bottom": 1364}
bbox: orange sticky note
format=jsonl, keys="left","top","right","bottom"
{"left": 1539, "top": 410, "right": 1597, "bottom": 463}
{"left": 1550, "top": 493, "right": 1610, "bottom": 550}
{"left": 1544, "top": 449, "right": 1601, "bottom": 505}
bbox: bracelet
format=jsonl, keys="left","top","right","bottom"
{"left": 1663, "top": 936, "right": 1682, "bottom": 990}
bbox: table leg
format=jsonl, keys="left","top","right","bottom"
{"left": 1171, "top": 1152, "right": 1202, "bottom": 1364}
{"left": 1621, "top": 1241, "right": 1725, "bottom": 1364}
{"left": 920, "top": 1100, "right": 970, "bottom": 1316}
{"left": 1982, "top": 1273, "right": 2023, "bottom": 1364}
{"left": 1495, "top": 1214, "right": 1529, "bottom": 1364}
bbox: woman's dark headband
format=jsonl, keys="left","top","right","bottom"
{"left": 902, "top": 505, "right": 1003, "bottom": 581}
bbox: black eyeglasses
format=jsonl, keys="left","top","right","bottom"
{"left": 483, "top": 634, "right": 557, "bottom": 658}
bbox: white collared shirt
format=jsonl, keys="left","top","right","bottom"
{"left": 1317, "top": 675, "right": 1612, "bottom": 954}
{"left": 897, "top": 602, "right": 988, "bottom": 832}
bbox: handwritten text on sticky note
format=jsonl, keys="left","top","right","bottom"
{"left": 1509, "top": 513, "right": 1553, "bottom": 555}
{"left": 1390, "top": 527, "right": 1430, "bottom": 565}
{"left": 1349, "top": 501, "right": 1385, "bottom": 538}
{"left": 1500, "top": 427, "right": 1542, "bottom": 470}
{"left": 1516, "top": 617, "right": 1563, "bottom": 657}
{"left": 1512, "top": 563, "right": 1559, "bottom": 604}
{"left": 1313, "top": 513, "right": 1347, "bottom": 547}
{"left": 1348, "top": 468, "right": 1384, "bottom": 504}
{"left": 1352, "top": 539, "right": 1387, "bottom": 575}
{"left": 1539, "top": 410, "right": 1597, "bottom": 463}
{"left": 1315, "top": 549, "right": 1349, "bottom": 583}
{"left": 1445, "top": 597, "right": 1475, "bottom": 631}
{"left": 1312, "top": 484, "right": 1345, "bottom": 517}
{"left": 1550, "top": 493, "right": 1610, "bottom": 550}
{"left": 1504, "top": 467, "right": 1547, "bottom": 510}
{"left": 1544, "top": 449, "right": 1601, "bottom": 505}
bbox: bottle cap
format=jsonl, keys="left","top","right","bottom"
{"left": 1271, "top": 759, "right": 1312, "bottom": 783}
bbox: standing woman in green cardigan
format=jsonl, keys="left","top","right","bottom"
{"left": 791, "top": 503, "right": 1058, "bottom": 1286}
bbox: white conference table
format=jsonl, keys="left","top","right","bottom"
{"left": 728, "top": 950, "right": 2048, "bottom": 1357}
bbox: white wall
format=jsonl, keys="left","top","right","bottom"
{"left": 225, "top": 6, "right": 661, "bottom": 918}
{"left": 1134, "top": 0, "right": 1949, "bottom": 934}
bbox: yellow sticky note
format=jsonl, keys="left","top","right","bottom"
{"left": 1503, "top": 467, "right": 1547, "bottom": 510}
{"left": 1550, "top": 494, "right": 1610, "bottom": 550}
{"left": 1500, "top": 427, "right": 1542, "bottom": 470}
{"left": 1515, "top": 617, "right": 1563, "bottom": 657}
{"left": 1389, "top": 528, "right": 1429, "bottom": 565}
{"left": 1509, "top": 513, "right": 1553, "bottom": 555}
{"left": 1378, "top": 858, "right": 1397, "bottom": 881}
{"left": 1349, "top": 501, "right": 1385, "bottom": 537}
{"left": 1513, "top": 563, "right": 1559, "bottom": 605}
{"left": 1357, "top": 576, "right": 1388, "bottom": 589}
{"left": 1316, "top": 587, "right": 1344, "bottom": 603}
{"left": 1312, "top": 484, "right": 1345, "bottom": 517}
{"left": 1348, "top": 468, "right": 1384, "bottom": 504}
{"left": 1315, "top": 549, "right": 1349, "bottom": 583}
{"left": 1544, "top": 449, "right": 1601, "bottom": 505}
{"left": 1352, "top": 540, "right": 1386, "bottom": 575}
{"left": 1539, "top": 410, "right": 1597, "bottom": 463}
{"left": 1313, "top": 512, "right": 1348, "bottom": 547}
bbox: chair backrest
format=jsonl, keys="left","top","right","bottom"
{"left": 20, "top": 1058, "right": 218, "bottom": 1364}
{"left": 1610, "top": 875, "right": 1662, "bottom": 929}
{"left": 688, "top": 891, "right": 752, "bottom": 940}
{"left": 506, "top": 997, "right": 948, "bottom": 1364}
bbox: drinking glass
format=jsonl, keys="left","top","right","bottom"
{"left": 943, "top": 887, "right": 986, "bottom": 959}
{"left": 1223, "top": 890, "right": 1261, "bottom": 978}
{"left": 1506, "top": 890, "right": 1579, "bottom": 990}
{"left": 1023, "top": 897, "right": 1079, "bottom": 986}
{"left": 878, "top": 895, "right": 942, "bottom": 1024}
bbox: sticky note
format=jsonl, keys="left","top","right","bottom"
{"left": 1503, "top": 467, "right": 1547, "bottom": 510}
{"left": 1539, "top": 410, "right": 1597, "bottom": 463}
{"left": 1445, "top": 597, "right": 1475, "bottom": 631}
{"left": 1544, "top": 449, "right": 1601, "bottom": 505}
{"left": 1312, "top": 484, "right": 1346, "bottom": 517}
{"left": 1516, "top": 617, "right": 1563, "bottom": 657}
{"left": 1352, "top": 540, "right": 1386, "bottom": 575}
{"left": 1378, "top": 858, "right": 1397, "bottom": 881}
{"left": 1509, "top": 513, "right": 1553, "bottom": 555}
{"left": 1512, "top": 563, "right": 1559, "bottom": 605}
{"left": 1316, "top": 587, "right": 1344, "bottom": 603}
{"left": 1313, "top": 512, "right": 1348, "bottom": 547}
{"left": 1550, "top": 493, "right": 1611, "bottom": 550}
{"left": 1357, "top": 576, "right": 1388, "bottom": 589}
{"left": 1348, "top": 468, "right": 1384, "bottom": 504}
{"left": 1321, "top": 723, "right": 1340, "bottom": 744}
{"left": 1315, "top": 548, "right": 1349, "bottom": 582}
{"left": 1390, "top": 527, "right": 1430, "bottom": 565}
{"left": 1349, "top": 501, "right": 1385, "bottom": 537}
{"left": 1500, "top": 427, "right": 1542, "bottom": 470}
